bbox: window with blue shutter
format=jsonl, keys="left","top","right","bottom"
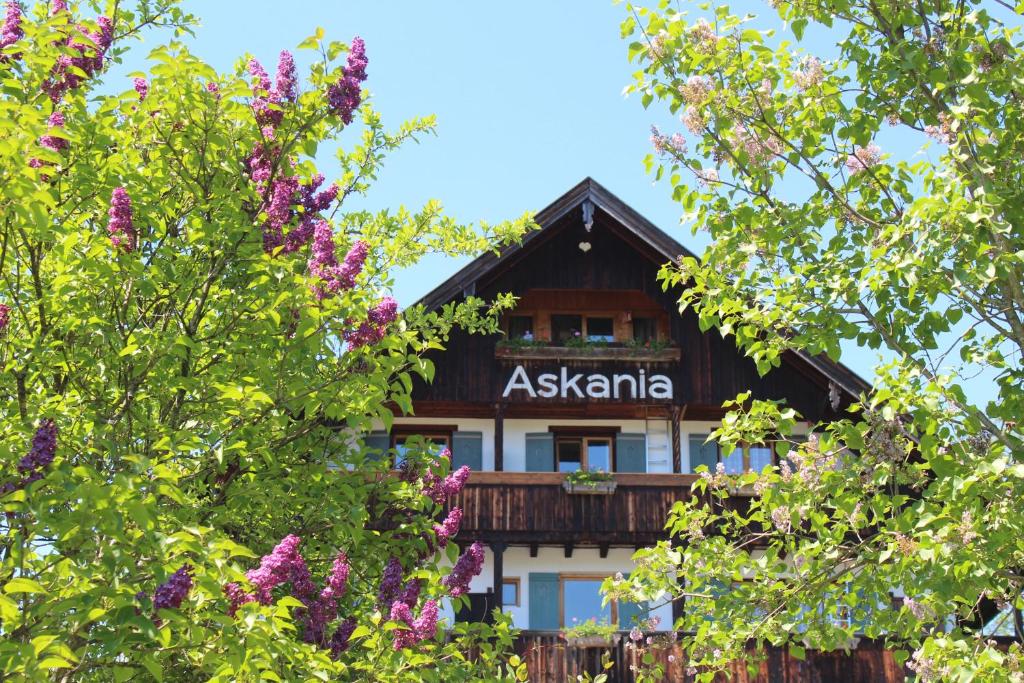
{"left": 528, "top": 573, "right": 560, "bottom": 629}
{"left": 688, "top": 434, "right": 719, "bottom": 473}
{"left": 615, "top": 433, "right": 647, "bottom": 473}
{"left": 451, "top": 431, "right": 483, "bottom": 470}
{"left": 525, "top": 433, "right": 554, "bottom": 472}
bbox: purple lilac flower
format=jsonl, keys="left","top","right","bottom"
{"left": 205, "top": 81, "right": 219, "bottom": 94}
{"left": 18, "top": 419, "right": 58, "bottom": 475}
{"left": 335, "top": 240, "right": 369, "bottom": 289}
{"left": 443, "top": 465, "right": 471, "bottom": 498}
{"left": 50, "top": 0, "right": 66, "bottom": 13}
{"left": 224, "top": 582, "right": 255, "bottom": 616}
{"left": 153, "top": 564, "right": 193, "bottom": 612}
{"left": 43, "top": 16, "right": 114, "bottom": 102}
{"left": 0, "top": 303, "right": 10, "bottom": 332}
{"left": 414, "top": 600, "right": 438, "bottom": 641}
{"left": 300, "top": 174, "right": 338, "bottom": 213}
{"left": 262, "top": 174, "right": 299, "bottom": 253}
{"left": 369, "top": 296, "right": 398, "bottom": 326}
{"left": 345, "top": 295, "right": 398, "bottom": 348}
{"left": 302, "top": 551, "right": 352, "bottom": 644}
{"left": 249, "top": 57, "right": 283, "bottom": 128}
{"left": 0, "top": 1, "right": 23, "bottom": 53}
{"left": 244, "top": 534, "right": 311, "bottom": 604}
{"left": 107, "top": 187, "right": 136, "bottom": 252}
{"left": 390, "top": 600, "right": 417, "bottom": 650}
{"left": 326, "top": 37, "right": 368, "bottom": 124}
{"left": 275, "top": 50, "right": 297, "bottom": 102}
{"left": 133, "top": 77, "right": 148, "bottom": 101}
{"left": 39, "top": 111, "right": 68, "bottom": 152}
{"left": 247, "top": 144, "right": 273, "bottom": 188}
{"left": 329, "top": 617, "right": 357, "bottom": 657}
{"left": 377, "top": 556, "right": 403, "bottom": 606}
{"left": 442, "top": 541, "right": 484, "bottom": 597}
{"left": 433, "top": 507, "right": 462, "bottom": 548}
{"left": 398, "top": 579, "right": 421, "bottom": 609}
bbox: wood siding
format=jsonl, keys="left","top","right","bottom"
{"left": 411, "top": 204, "right": 849, "bottom": 422}
{"left": 513, "top": 632, "right": 906, "bottom": 683}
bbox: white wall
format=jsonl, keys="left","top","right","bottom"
{"left": 502, "top": 418, "right": 671, "bottom": 473}
{"left": 464, "top": 546, "right": 673, "bottom": 630}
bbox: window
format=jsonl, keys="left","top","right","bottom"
{"left": 551, "top": 314, "right": 583, "bottom": 344}
{"left": 721, "top": 443, "right": 776, "bottom": 474}
{"left": 392, "top": 432, "right": 451, "bottom": 468}
{"left": 502, "top": 578, "right": 520, "bottom": 607}
{"left": 586, "top": 317, "right": 614, "bottom": 342}
{"left": 632, "top": 316, "right": 657, "bottom": 343}
{"left": 562, "top": 576, "right": 615, "bottom": 627}
{"left": 508, "top": 315, "right": 533, "bottom": 340}
{"left": 556, "top": 436, "right": 614, "bottom": 472}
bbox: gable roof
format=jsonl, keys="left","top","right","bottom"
{"left": 414, "top": 177, "right": 870, "bottom": 398}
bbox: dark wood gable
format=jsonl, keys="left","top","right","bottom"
{"left": 409, "top": 178, "right": 867, "bottom": 422}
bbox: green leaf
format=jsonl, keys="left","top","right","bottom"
{"left": 5, "top": 578, "right": 46, "bottom": 594}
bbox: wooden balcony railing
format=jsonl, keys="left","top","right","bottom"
{"left": 449, "top": 472, "right": 699, "bottom": 546}
{"left": 512, "top": 631, "right": 905, "bottom": 683}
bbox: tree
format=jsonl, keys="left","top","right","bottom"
{"left": 0, "top": 1, "right": 532, "bottom": 680}
{"left": 615, "top": 0, "right": 1024, "bottom": 680}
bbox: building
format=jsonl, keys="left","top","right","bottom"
{"left": 370, "top": 178, "right": 904, "bottom": 681}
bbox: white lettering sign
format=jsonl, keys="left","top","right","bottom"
{"left": 501, "top": 365, "right": 673, "bottom": 401}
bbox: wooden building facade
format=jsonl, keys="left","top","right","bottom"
{"left": 371, "top": 179, "right": 899, "bottom": 681}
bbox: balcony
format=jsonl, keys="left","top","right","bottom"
{"left": 448, "top": 472, "right": 698, "bottom": 546}
{"left": 510, "top": 632, "right": 904, "bottom": 683}
{"left": 495, "top": 343, "right": 680, "bottom": 363}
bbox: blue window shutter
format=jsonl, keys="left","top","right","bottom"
{"left": 528, "top": 573, "right": 560, "bottom": 629}
{"left": 364, "top": 431, "right": 389, "bottom": 462}
{"left": 688, "top": 434, "right": 718, "bottom": 473}
{"left": 451, "top": 431, "right": 483, "bottom": 470}
{"left": 615, "top": 433, "right": 647, "bottom": 473}
{"left": 525, "top": 433, "right": 554, "bottom": 472}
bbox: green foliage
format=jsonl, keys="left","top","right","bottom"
{"left": 562, "top": 617, "right": 618, "bottom": 639}
{"left": 618, "top": 0, "right": 1024, "bottom": 680}
{"left": 0, "top": 1, "right": 534, "bottom": 680}
{"left": 564, "top": 468, "right": 616, "bottom": 486}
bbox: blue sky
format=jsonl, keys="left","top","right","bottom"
{"left": 141, "top": 1, "right": 995, "bottom": 405}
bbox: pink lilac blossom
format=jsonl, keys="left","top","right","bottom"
{"left": 329, "top": 617, "right": 357, "bottom": 657}
{"left": 679, "top": 75, "right": 712, "bottom": 105}
{"left": 681, "top": 107, "right": 705, "bottom": 134}
{"left": 734, "top": 124, "right": 782, "bottom": 166}
{"left": 44, "top": 16, "right": 114, "bottom": 102}
{"left": 770, "top": 505, "right": 792, "bottom": 533}
{"left": 275, "top": 50, "right": 297, "bottom": 102}
{"left": 844, "top": 143, "right": 882, "bottom": 174}
{"left": 422, "top": 459, "right": 470, "bottom": 505}
{"left": 302, "top": 551, "right": 351, "bottom": 645}
{"left": 39, "top": 111, "right": 69, "bottom": 152}
{"left": 0, "top": 1, "right": 23, "bottom": 54}
{"left": 262, "top": 174, "right": 300, "bottom": 253}
{"left": 242, "top": 534, "right": 311, "bottom": 605}
{"left": 133, "top": 77, "right": 148, "bottom": 101}
{"left": 398, "top": 579, "right": 422, "bottom": 609}
{"left": 0, "top": 303, "right": 9, "bottom": 332}
{"left": 689, "top": 18, "right": 718, "bottom": 54}
{"left": 433, "top": 507, "right": 462, "bottom": 548}
{"left": 327, "top": 36, "right": 368, "bottom": 124}
{"left": 794, "top": 56, "right": 824, "bottom": 90}
{"left": 345, "top": 296, "right": 399, "bottom": 348}
{"left": 695, "top": 167, "right": 719, "bottom": 187}
{"left": 441, "top": 541, "right": 484, "bottom": 597}
{"left": 205, "top": 81, "right": 219, "bottom": 94}
{"left": 50, "top": 0, "right": 66, "bottom": 13}
{"left": 390, "top": 600, "right": 417, "bottom": 650}
{"left": 153, "top": 564, "right": 193, "bottom": 612}
{"left": 413, "top": 600, "right": 438, "bottom": 641}
{"left": 248, "top": 57, "right": 282, "bottom": 128}
{"left": 107, "top": 187, "right": 137, "bottom": 252}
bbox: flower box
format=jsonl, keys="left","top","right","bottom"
{"left": 562, "top": 480, "right": 617, "bottom": 495}
{"left": 564, "top": 634, "right": 622, "bottom": 648}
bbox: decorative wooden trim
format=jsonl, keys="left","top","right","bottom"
{"left": 549, "top": 425, "right": 621, "bottom": 437}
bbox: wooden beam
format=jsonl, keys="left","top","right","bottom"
{"left": 529, "top": 543, "right": 539, "bottom": 558}
{"left": 599, "top": 543, "right": 610, "bottom": 559}
{"left": 671, "top": 404, "right": 686, "bottom": 474}
{"left": 494, "top": 403, "right": 505, "bottom": 472}
{"left": 563, "top": 542, "right": 574, "bottom": 558}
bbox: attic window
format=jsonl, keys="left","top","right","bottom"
{"left": 551, "top": 315, "right": 583, "bottom": 344}
{"left": 586, "top": 317, "right": 614, "bottom": 342}
{"left": 508, "top": 315, "right": 533, "bottom": 339}
{"left": 632, "top": 317, "right": 657, "bottom": 343}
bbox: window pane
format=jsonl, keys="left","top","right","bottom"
{"left": 563, "top": 580, "right": 611, "bottom": 627}
{"left": 632, "top": 317, "right": 657, "bottom": 342}
{"left": 722, "top": 449, "right": 744, "bottom": 474}
{"left": 502, "top": 581, "right": 518, "bottom": 606}
{"left": 394, "top": 442, "right": 411, "bottom": 468}
{"left": 749, "top": 445, "right": 773, "bottom": 473}
{"left": 551, "top": 314, "right": 583, "bottom": 344}
{"left": 558, "top": 440, "right": 582, "bottom": 472}
{"left": 586, "top": 317, "right": 614, "bottom": 342}
{"left": 509, "top": 315, "right": 533, "bottom": 339}
{"left": 587, "top": 440, "right": 611, "bottom": 472}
